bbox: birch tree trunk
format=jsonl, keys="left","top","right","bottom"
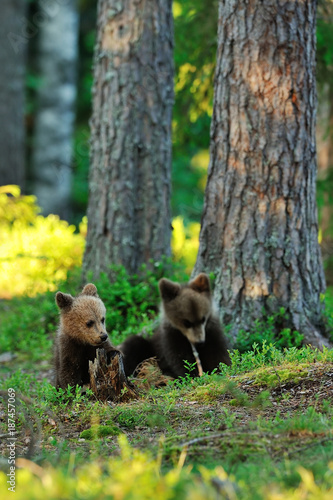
{"left": 0, "top": 0, "right": 26, "bottom": 188}
{"left": 31, "top": 0, "right": 79, "bottom": 218}
{"left": 193, "top": 0, "right": 329, "bottom": 348}
{"left": 83, "top": 0, "right": 173, "bottom": 279}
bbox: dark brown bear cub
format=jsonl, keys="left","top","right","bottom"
{"left": 54, "top": 283, "right": 116, "bottom": 389}
{"left": 121, "top": 273, "right": 231, "bottom": 378}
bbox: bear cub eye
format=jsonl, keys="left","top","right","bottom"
{"left": 101, "top": 317, "right": 105, "bottom": 324}
{"left": 86, "top": 320, "right": 95, "bottom": 328}
{"left": 183, "top": 319, "right": 193, "bottom": 329}
{"left": 201, "top": 316, "right": 206, "bottom": 324}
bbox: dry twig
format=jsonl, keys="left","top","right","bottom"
{"left": 190, "top": 342, "right": 203, "bottom": 376}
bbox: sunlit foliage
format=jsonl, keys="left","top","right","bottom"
{"left": 171, "top": 216, "right": 200, "bottom": 272}
{"left": 172, "top": 0, "right": 218, "bottom": 221}
{"left": 1, "top": 436, "right": 333, "bottom": 499}
{"left": 0, "top": 186, "right": 200, "bottom": 298}
{"left": 0, "top": 436, "right": 224, "bottom": 499}
{"left": 0, "top": 186, "right": 86, "bottom": 298}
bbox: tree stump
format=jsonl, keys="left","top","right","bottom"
{"left": 89, "top": 349, "right": 138, "bottom": 402}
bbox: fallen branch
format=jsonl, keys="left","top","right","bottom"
{"left": 181, "top": 433, "right": 225, "bottom": 448}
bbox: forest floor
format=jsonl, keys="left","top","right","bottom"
{"left": 1, "top": 350, "right": 333, "bottom": 499}
{"left": 1, "top": 285, "right": 333, "bottom": 499}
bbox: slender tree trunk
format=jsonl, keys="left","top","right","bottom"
{"left": 31, "top": 0, "right": 79, "bottom": 218}
{"left": 0, "top": 0, "right": 26, "bottom": 188}
{"left": 83, "top": 0, "right": 173, "bottom": 279}
{"left": 193, "top": 0, "right": 329, "bottom": 348}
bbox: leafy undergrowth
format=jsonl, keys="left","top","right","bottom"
{"left": 0, "top": 279, "right": 333, "bottom": 498}
{"left": 0, "top": 186, "right": 86, "bottom": 299}
{"left": 0, "top": 261, "right": 188, "bottom": 364}
{"left": 0, "top": 185, "right": 197, "bottom": 299}
{"left": 1, "top": 344, "right": 333, "bottom": 499}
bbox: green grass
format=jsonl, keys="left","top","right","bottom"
{"left": 1, "top": 275, "right": 333, "bottom": 499}
{"left": 0, "top": 293, "right": 56, "bottom": 362}
{"left": 0, "top": 260, "right": 187, "bottom": 368}
{"left": 1, "top": 356, "right": 333, "bottom": 498}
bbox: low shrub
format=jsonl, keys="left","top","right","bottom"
{"left": 0, "top": 186, "right": 85, "bottom": 298}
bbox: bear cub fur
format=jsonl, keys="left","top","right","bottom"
{"left": 121, "top": 273, "right": 231, "bottom": 378}
{"left": 54, "top": 283, "right": 116, "bottom": 389}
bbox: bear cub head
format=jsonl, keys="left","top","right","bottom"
{"left": 159, "top": 273, "right": 212, "bottom": 345}
{"left": 56, "top": 283, "right": 108, "bottom": 346}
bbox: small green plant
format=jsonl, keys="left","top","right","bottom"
{"left": 234, "top": 308, "right": 304, "bottom": 352}
{"left": 42, "top": 384, "right": 94, "bottom": 410}
{"left": 220, "top": 342, "right": 333, "bottom": 377}
{"left": 80, "top": 424, "right": 121, "bottom": 440}
{"left": 114, "top": 407, "right": 148, "bottom": 430}
{"left": 172, "top": 360, "right": 198, "bottom": 388}
{"left": 146, "top": 410, "right": 167, "bottom": 429}
{"left": 0, "top": 372, "right": 93, "bottom": 417}
{"left": 274, "top": 405, "right": 333, "bottom": 435}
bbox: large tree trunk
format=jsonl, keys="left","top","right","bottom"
{"left": 0, "top": 0, "right": 26, "bottom": 188}
{"left": 30, "top": 0, "right": 79, "bottom": 218}
{"left": 193, "top": 0, "right": 329, "bottom": 348}
{"left": 83, "top": 0, "right": 173, "bottom": 279}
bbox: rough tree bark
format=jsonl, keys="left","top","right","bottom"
{"left": 89, "top": 349, "right": 137, "bottom": 402}
{"left": 31, "top": 0, "right": 79, "bottom": 218}
{"left": 83, "top": 0, "right": 173, "bottom": 279}
{"left": 193, "top": 0, "right": 329, "bottom": 348}
{"left": 0, "top": 0, "right": 26, "bottom": 188}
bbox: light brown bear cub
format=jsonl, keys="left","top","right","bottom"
{"left": 54, "top": 283, "right": 116, "bottom": 389}
{"left": 121, "top": 273, "right": 231, "bottom": 378}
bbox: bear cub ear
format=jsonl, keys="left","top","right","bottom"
{"left": 81, "top": 283, "right": 98, "bottom": 297}
{"left": 159, "top": 278, "right": 181, "bottom": 302}
{"left": 189, "top": 273, "right": 210, "bottom": 293}
{"left": 55, "top": 292, "right": 74, "bottom": 310}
